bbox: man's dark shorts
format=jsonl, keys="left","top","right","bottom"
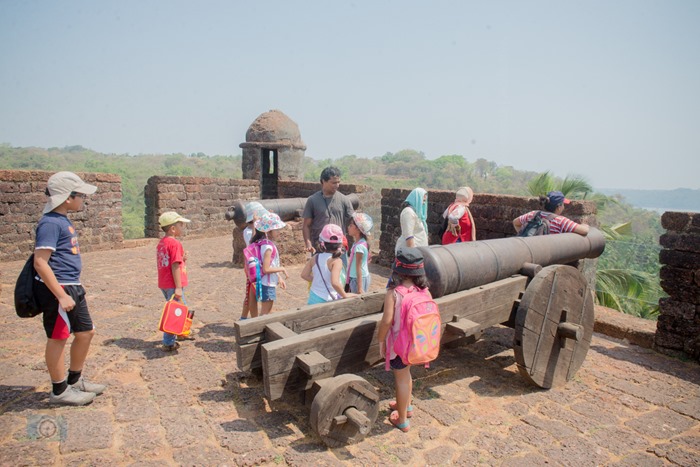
{"left": 35, "top": 281, "right": 93, "bottom": 339}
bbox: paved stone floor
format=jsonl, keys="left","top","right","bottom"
{"left": 0, "top": 235, "right": 698, "bottom": 466}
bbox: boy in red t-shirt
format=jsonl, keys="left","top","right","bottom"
{"left": 157, "top": 211, "right": 193, "bottom": 351}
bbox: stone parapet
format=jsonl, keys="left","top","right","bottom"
{"left": 0, "top": 170, "right": 123, "bottom": 263}
{"left": 144, "top": 176, "right": 259, "bottom": 238}
{"left": 655, "top": 211, "right": 700, "bottom": 361}
{"left": 377, "top": 188, "right": 597, "bottom": 267}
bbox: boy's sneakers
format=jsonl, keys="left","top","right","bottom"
{"left": 176, "top": 328, "right": 197, "bottom": 341}
{"left": 70, "top": 378, "right": 106, "bottom": 395}
{"left": 49, "top": 386, "right": 96, "bottom": 406}
{"left": 162, "top": 342, "right": 180, "bottom": 352}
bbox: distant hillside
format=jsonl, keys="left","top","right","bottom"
{"left": 0, "top": 144, "right": 662, "bottom": 239}
{"left": 599, "top": 188, "right": 700, "bottom": 213}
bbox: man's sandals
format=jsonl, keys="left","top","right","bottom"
{"left": 389, "top": 410, "right": 410, "bottom": 432}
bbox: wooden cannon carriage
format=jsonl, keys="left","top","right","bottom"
{"left": 234, "top": 229, "right": 606, "bottom": 446}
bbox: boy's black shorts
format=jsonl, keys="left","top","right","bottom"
{"left": 34, "top": 281, "right": 93, "bottom": 339}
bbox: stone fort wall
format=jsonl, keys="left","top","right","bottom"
{"left": 0, "top": 170, "right": 123, "bottom": 263}
{"left": 376, "top": 188, "right": 599, "bottom": 267}
{"left": 656, "top": 212, "right": 700, "bottom": 362}
{"left": 144, "top": 176, "right": 259, "bottom": 238}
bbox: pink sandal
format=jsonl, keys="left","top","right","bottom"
{"left": 389, "top": 410, "right": 410, "bottom": 432}
{"left": 389, "top": 401, "right": 414, "bottom": 418}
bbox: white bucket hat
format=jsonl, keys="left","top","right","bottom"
{"left": 43, "top": 171, "right": 97, "bottom": 214}
{"left": 245, "top": 201, "right": 268, "bottom": 223}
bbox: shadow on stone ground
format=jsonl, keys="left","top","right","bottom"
{"left": 0, "top": 235, "right": 698, "bottom": 465}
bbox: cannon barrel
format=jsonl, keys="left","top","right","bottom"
{"left": 226, "top": 194, "right": 361, "bottom": 228}
{"left": 419, "top": 228, "right": 605, "bottom": 298}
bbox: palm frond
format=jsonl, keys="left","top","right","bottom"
{"left": 559, "top": 175, "right": 593, "bottom": 198}
{"left": 527, "top": 171, "right": 554, "bottom": 196}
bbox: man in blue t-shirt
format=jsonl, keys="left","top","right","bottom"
{"left": 33, "top": 171, "right": 106, "bottom": 406}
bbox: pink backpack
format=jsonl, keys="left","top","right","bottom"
{"left": 243, "top": 239, "right": 276, "bottom": 283}
{"left": 385, "top": 285, "right": 441, "bottom": 370}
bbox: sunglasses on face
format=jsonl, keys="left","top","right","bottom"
{"left": 70, "top": 192, "right": 87, "bottom": 199}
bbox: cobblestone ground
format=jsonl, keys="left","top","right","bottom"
{"left": 0, "top": 235, "right": 698, "bottom": 466}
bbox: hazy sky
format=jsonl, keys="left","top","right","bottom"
{"left": 1, "top": 1, "right": 698, "bottom": 190}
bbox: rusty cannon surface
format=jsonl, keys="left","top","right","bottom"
{"left": 233, "top": 229, "right": 605, "bottom": 447}
{"left": 226, "top": 194, "right": 361, "bottom": 228}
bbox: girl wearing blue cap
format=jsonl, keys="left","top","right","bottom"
{"left": 513, "top": 191, "right": 589, "bottom": 236}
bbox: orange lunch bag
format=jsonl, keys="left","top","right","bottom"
{"left": 158, "top": 299, "right": 194, "bottom": 336}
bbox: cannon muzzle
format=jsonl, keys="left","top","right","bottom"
{"left": 226, "top": 194, "right": 361, "bottom": 228}
{"left": 419, "top": 228, "right": 606, "bottom": 298}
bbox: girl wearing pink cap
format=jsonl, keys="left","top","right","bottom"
{"left": 301, "top": 224, "right": 357, "bottom": 304}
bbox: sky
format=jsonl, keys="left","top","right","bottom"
{"left": 1, "top": 1, "right": 699, "bottom": 190}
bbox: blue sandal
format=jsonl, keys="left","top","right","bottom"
{"left": 390, "top": 410, "right": 410, "bottom": 432}
{"left": 389, "top": 401, "right": 414, "bottom": 417}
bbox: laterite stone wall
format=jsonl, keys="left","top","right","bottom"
{"left": 377, "top": 188, "right": 598, "bottom": 267}
{"left": 655, "top": 212, "right": 700, "bottom": 361}
{"left": 144, "top": 177, "right": 259, "bottom": 238}
{"left": 0, "top": 170, "right": 123, "bottom": 263}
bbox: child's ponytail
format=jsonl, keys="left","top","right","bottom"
{"left": 250, "top": 229, "right": 267, "bottom": 244}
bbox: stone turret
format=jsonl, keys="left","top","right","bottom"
{"left": 240, "top": 110, "right": 306, "bottom": 199}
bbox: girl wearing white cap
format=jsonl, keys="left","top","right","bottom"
{"left": 346, "top": 212, "right": 374, "bottom": 294}
{"left": 251, "top": 212, "right": 289, "bottom": 315}
{"left": 240, "top": 202, "right": 269, "bottom": 320}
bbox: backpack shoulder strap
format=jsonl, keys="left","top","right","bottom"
{"left": 258, "top": 239, "right": 276, "bottom": 259}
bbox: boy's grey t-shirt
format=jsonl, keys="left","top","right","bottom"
{"left": 303, "top": 191, "right": 354, "bottom": 244}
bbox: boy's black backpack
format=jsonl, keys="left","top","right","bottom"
{"left": 518, "top": 211, "right": 553, "bottom": 237}
{"left": 14, "top": 254, "right": 42, "bottom": 318}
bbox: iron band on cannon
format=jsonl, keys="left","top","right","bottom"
{"left": 234, "top": 229, "right": 605, "bottom": 446}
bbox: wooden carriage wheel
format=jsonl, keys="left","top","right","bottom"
{"left": 309, "top": 374, "right": 379, "bottom": 447}
{"left": 513, "top": 264, "right": 595, "bottom": 388}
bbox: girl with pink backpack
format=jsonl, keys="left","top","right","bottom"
{"left": 250, "top": 212, "right": 288, "bottom": 315}
{"left": 378, "top": 247, "right": 440, "bottom": 433}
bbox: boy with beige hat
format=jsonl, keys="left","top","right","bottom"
{"left": 34, "top": 171, "right": 106, "bottom": 406}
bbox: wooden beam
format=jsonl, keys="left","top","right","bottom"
{"left": 265, "top": 322, "right": 297, "bottom": 341}
{"left": 444, "top": 319, "right": 481, "bottom": 338}
{"left": 261, "top": 276, "right": 528, "bottom": 400}
{"left": 296, "top": 351, "right": 332, "bottom": 377}
{"left": 235, "top": 292, "right": 385, "bottom": 344}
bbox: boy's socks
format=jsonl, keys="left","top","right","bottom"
{"left": 52, "top": 379, "right": 68, "bottom": 396}
{"left": 67, "top": 370, "right": 82, "bottom": 385}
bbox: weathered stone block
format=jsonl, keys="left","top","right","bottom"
{"left": 659, "top": 249, "right": 700, "bottom": 269}
{"left": 660, "top": 232, "right": 700, "bottom": 253}
{"left": 659, "top": 298, "right": 697, "bottom": 320}
{"left": 661, "top": 212, "right": 692, "bottom": 232}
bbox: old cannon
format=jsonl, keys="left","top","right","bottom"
{"left": 234, "top": 229, "right": 605, "bottom": 446}
{"left": 226, "top": 194, "right": 361, "bottom": 228}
